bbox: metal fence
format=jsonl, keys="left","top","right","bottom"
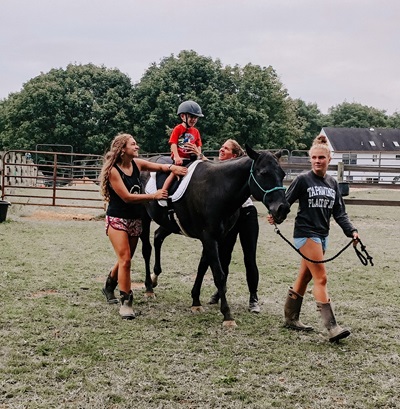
{"left": 1, "top": 149, "right": 400, "bottom": 209}
{"left": 1, "top": 150, "right": 104, "bottom": 209}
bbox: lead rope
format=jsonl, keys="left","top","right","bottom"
{"left": 273, "top": 224, "right": 373, "bottom": 266}
{"left": 353, "top": 237, "right": 374, "bottom": 266}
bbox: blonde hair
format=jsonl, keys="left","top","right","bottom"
{"left": 309, "top": 135, "right": 331, "bottom": 158}
{"left": 100, "top": 133, "right": 133, "bottom": 201}
{"left": 225, "top": 139, "right": 245, "bottom": 157}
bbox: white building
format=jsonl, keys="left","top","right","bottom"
{"left": 320, "top": 127, "right": 400, "bottom": 183}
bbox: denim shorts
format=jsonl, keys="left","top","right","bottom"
{"left": 294, "top": 237, "right": 329, "bottom": 252}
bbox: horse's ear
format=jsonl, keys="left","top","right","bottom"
{"left": 245, "top": 144, "right": 259, "bottom": 160}
{"left": 275, "top": 150, "right": 282, "bottom": 160}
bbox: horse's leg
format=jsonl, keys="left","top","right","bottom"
{"left": 209, "top": 231, "right": 237, "bottom": 304}
{"left": 201, "top": 235, "right": 236, "bottom": 327}
{"left": 190, "top": 251, "right": 209, "bottom": 313}
{"left": 152, "top": 226, "right": 172, "bottom": 288}
{"left": 140, "top": 211, "right": 155, "bottom": 297}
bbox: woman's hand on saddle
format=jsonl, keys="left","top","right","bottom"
{"left": 154, "top": 189, "right": 168, "bottom": 200}
{"left": 171, "top": 165, "right": 188, "bottom": 176}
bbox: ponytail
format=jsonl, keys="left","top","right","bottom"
{"left": 309, "top": 135, "right": 331, "bottom": 158}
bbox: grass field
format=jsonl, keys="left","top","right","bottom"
{"left": 0, "top": 189, "right": 399, "bottom": 408}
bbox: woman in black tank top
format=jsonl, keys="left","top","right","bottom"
{"left": 99, "top": 133, "right": 187, "bottom": 319}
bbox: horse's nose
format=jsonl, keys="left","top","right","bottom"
{"left": 273, "top": 202, "right": 290, "bottom": 224}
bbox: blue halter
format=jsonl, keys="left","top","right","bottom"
{"left": 248, "top": 160, "right": 286, "bottom": 205}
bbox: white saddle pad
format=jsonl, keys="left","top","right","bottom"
{"left": 145, "top": 160, "right": 202, "bottom": 207}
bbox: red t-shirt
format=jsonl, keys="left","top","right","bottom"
{"left": 168, "top": 123, "right": 202, "bottom": 159}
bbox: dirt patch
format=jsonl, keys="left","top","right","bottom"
{"left": 23, "top": 210, "right": 99, "bottom": 221}
{"left": 29, "top": 289, "right": 59, "bottom": 298}
{"left": 131, "top": 282, "right": 145, "bottom": 289}
{"left": 69, "top": 178, "right": 97, "bottom": 186}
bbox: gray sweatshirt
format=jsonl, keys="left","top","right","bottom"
{"left": 286, "top": 170, "right": 357, "bottom": 239}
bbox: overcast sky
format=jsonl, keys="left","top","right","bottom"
{"left": 1, "top": 0, "right": 399, "bottom": 114}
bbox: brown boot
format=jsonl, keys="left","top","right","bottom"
{"left": 284, "top": 287, "right": 313, "bottom": 331}
{"left": 316, "top": 300, "right": 350, "bottom": 342}
{"left": 102, "top": 273, "right": 118, "bottom": 304}
{"left": 119, "top": 291, "right": 135, "bottom": 320}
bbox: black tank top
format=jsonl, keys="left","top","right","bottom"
{"left": 106, "top": 160, "right": 144, "bottom": 219}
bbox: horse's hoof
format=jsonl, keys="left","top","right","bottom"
{"left": 150, "top": 273, "right": 158, "bottom": 288}
{"left": 191, "top": 306, "right": 204, "bottom": 313}
{"left": 222, "top": 320, "right": 237, "bottom": 328}
{"left": 144, "top": 291, "right": 156, "bottom": 298}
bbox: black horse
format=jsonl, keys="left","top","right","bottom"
{"left": 139, "top": 145, "right": 290, "bottom": 327}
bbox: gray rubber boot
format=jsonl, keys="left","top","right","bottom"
{"left": 119, "top": 291, "right": 135, "bottom": 320}
{"left": 284, "top": 287, "right": 313, "bottom": 331}
{"left": 316, "top": 300, "right": 350, "bottom": 342}
{"left": 102, "top": 273, "right": 118, "bottom": 304}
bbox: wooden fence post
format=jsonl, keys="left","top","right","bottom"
{"left": 337, "top": 161, "right": 344, "bottom": 182}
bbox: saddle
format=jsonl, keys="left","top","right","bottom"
{"left": 154, "top": 155, "right": 197, "bottom": 196}
{"left": 152, "top": 155, "right": 198, "bottom": 223}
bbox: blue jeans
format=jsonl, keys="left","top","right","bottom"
{"left": 294, "top": 237, "right": 329, "bottom": 252}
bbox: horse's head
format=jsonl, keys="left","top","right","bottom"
{"left": 245, "top": 144, "right": 290, "bottom": 224}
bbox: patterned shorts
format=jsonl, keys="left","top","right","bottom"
{"left": 105, "top": 216, "right": 143, "bottom": 237}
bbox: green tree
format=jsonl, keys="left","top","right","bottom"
{"left": 132, "top": 50, "right": 304, "bottom": 152}
{"left": 131, "top": 50, "right": 225, "bottom": 152}
{"left": 293, "top": 99, "right": 327, "bottom": 149}
{"left": 0, "top": 64, "right": 135, "bottom": 154}
{"left": 387, "top": 111, "right": 400, "bottom": 128}
{"left": 230, "top": 63, "right": 304, "bottom": 150}
{"left": 327, "top": 102, "right": 388, "bottom": 128}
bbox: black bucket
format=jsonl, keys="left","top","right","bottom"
{"left": 339, "top": 182, "right": 349, "bottom": 197}
{"left": 0, "top": 200, "right": 11, "bottom": 223}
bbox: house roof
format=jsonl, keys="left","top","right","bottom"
{"left": 321, "top": 127, "right": 400, "bottom": 152}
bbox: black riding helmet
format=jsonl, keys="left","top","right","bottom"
{"left": 177, "top": 100, "right": 204, "bottom": 117}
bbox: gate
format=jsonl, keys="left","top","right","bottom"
{"left": 0, "top": 149, "right": 104, "bottom": 210}
{"left": 1, "top": 149, "right": 400, "bottom": 209}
